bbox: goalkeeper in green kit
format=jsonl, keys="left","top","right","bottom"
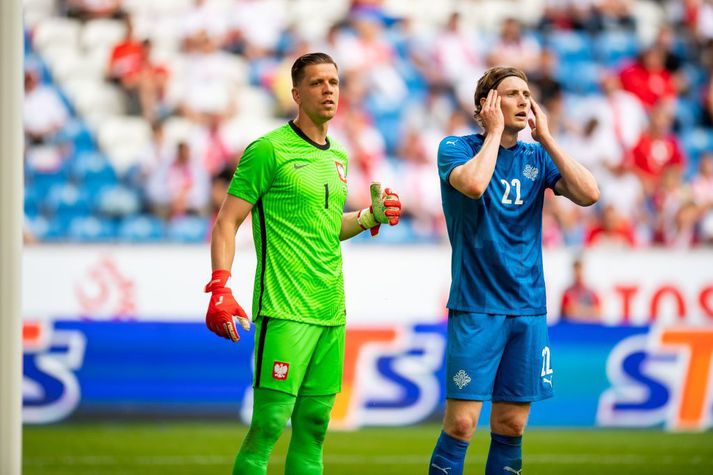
{"left": 205, "top": 52, "right": 402, "bottom": 475}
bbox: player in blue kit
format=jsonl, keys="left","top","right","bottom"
{"left": 428, "top": 66, "right": 599, "bottom": 475}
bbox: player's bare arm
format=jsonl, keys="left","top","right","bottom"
{"left": 529, "top": 98, "right": 600, "bottom": 207}
{"left": 204, "top": 194, "right": 253, "bottom": 342}
{"left": 210, "top": 194, "right": 252, "bottom": 271}
{"left": 449, "top": 89, "right": 503, "bottom": 199}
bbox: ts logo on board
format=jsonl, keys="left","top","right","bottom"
{"left": 273, "top": 361, "right": 289, "bottom": 380}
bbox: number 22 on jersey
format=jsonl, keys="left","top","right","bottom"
{"left": 500, "top": 178, "right": 524, "bottom": 205}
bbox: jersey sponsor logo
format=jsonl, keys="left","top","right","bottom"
{"left": 335, "top": 161, "right": 347, "bottom": 183}
{"left": 272, "top": 361, "right": 289, "bottom": 380}
{"left": 453, "top": 369, "right": 472, "bottom": 389}
{"left": 293, "top": 163, "right": 309, "bottom": 170}
{"left": 523, "top": 164, "right": 539, "bottom": 181}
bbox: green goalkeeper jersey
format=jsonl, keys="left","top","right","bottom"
{"left": 228, "top": 121, "right": 349, "bottom": 326}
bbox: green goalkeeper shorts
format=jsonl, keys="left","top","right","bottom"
{"left": 253, "top": 317, "right": 345, "bottom": 396}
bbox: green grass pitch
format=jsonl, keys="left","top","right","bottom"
{"left": 23, "top": 422, "right": 713, "bottom": 474}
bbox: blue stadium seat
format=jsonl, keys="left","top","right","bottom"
{"left": 167, "top": 215, "right": 210, "bottom": 243}
{"left": 118, "top": 215, "right": 166, "bottom": 242}
{"left": 43, "top": 183, "right": 92, "bottom": 218}
{"left": 70, "top": 152, "right": 119, "bottom": 192}
{"left": 67, "top": 216, "right": 117, "bottom": 241}
{"left": 594, "top": 31, "right": 639, "bottom": 67}
{"left": 681, "top": 127, "right": 713, "bottom": 179}
{"left": 556, "top": 61, "right": 602, "bottom": 94}
{"left": 26, "top": 215, "right": 67, "bottom": 241}
{"left": 675, "top": 98, "right": 702, "bottom": 132}
{"left": 546, "top": 31, "right": 593, "bottom": 63}
{"left": 96, "top": 185, "right": 142, "bottom": 217}
{"left": 24, "top": 185, "right": 40, "bottom": 218}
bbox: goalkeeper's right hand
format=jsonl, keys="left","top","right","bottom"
{"left": 204, "top": 270, "right": 250, "bottom": 342}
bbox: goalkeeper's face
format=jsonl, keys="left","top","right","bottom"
{"left": 293, "top": 63, "right": 340, "bottom": 124}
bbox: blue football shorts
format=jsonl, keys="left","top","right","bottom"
{"left": 445, "top": 310, "right": 554, "bottom": 402}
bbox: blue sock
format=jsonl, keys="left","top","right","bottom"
{"left": 429, "top": 430, "right": 469, "bottom": 475}
{"left": 485, "top": 432, "right": 522, "bottom": 475}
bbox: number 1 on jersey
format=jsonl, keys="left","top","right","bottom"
{"left": 324, "top": 184, "right": 329, "bottom": 209}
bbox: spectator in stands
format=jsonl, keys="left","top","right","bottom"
{"left": 146, "top": 141, "right": 209, "bottom": 219}
{"left": 487, "top": 17, "right": 541, "bottom": 74}
{"left": 107, "top": 22, "right": 169, "bottom": 124}
{"left": 128, "top": 121, "right": 171, "bottom": 190}
{"left": 65, "top": 0, "right": 124, "bottom": 20}
{"left": 630, "top": 101, "right": 686, "bottom": 195}
{"left": 228, "top": 0, "right": 287, "bottom": 59}
{"left": 106, "top": 14, "right": 142, "bottom": 84}
{"left": 619, "top": 46, "right": 677, "bottom": 110}
{"left": 692, "top": 152, "right": 713, "bottom": 208}
{"left": 538, "top": 0, "right": 596, "bottom": 32}
{"left": 592, "top": 0, "right": 636, "bottom": 31}
{"left": 179, "top": 31, "right": 237, "bottom": 122}
{"left": 529, "top": 49, "right": 563, "bottom": 106}
{"left": 181, "top": 0, "right": 229, "bottom": 53}
{"left": 652, "top": 166, "right": 695, "bottom": 246}
{"left": 396, "top": 126, "right": 443, "bottom": 239}
{"left": 588, "top": 73, "right": 648, "bottom": 159}
{"left": 189, "top": 115, "right": 236, "bottom": 177}
{"left": 333, "top": 108, "right": 392, "bottom": 211}
{"left": 560, "top": 256, "right": 602, "bottom": 322}
{"left": 431, "top": 12, "right": 485, "bottom": 88}
{"left": 585, "top": 204, "right": 637, "bottom": 248}
{"left": 23, "top": 67, "right": 70, "bottom": 144}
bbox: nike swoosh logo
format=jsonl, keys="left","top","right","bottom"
{"left": 294, "top": 163, "right": 309, "bottom": 169}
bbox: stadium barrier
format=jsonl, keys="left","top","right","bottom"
{"left": 22, "top": 246, "right": 713, "bottom": 430}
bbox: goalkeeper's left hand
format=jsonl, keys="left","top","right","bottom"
{"left": 357, "top": 182, "right": 401, "bottom": 236}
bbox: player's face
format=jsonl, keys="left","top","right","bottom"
{"left": 495, "top": 76, "right": 531, "bottom": 132}
{"left": 293, "top": 63, "right": 340, "bottom": 124}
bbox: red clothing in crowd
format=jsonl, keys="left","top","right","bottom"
{"left": 108, "top": 40, "right": 145, "bottom": 82}
{"left": 630, "top": 132, "right": 685, "bottom": 180}
{"left": 619, "top": 62, "right": 676, "bottom": 109}
{"left": 584, "top": 223, "right": 637, "bottom": 248}
{"left": 560, "top": 283, "right": 601, "bottom": 321}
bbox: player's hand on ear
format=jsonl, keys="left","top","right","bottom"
{"left": 528, "top": 97, "right": 551, "bottom": 143}
{"left": 480, "top": 89, "right": 505, "bottom": 135}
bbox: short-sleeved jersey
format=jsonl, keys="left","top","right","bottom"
{"left": 228, "top": 121, "right": 349, "bottom": 326}
{"left": 438, "top": 134, "right": 562, "bottom": 315}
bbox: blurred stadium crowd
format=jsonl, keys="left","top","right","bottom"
{"left": 21, "top": 0, "right": 713, "bottom": 246}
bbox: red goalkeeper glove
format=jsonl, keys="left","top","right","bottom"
{"left": 357, "top": 182, "right": 401, "bottom": 236}
{"left": 204, "top": 269, "right": 250, "bottom": 342}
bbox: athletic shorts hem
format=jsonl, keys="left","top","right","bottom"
{"left": 492, "top": 392, "right": 554, "bottom": 403}
{"left": 445, "top": 393, "right": 492, "bottom": 401}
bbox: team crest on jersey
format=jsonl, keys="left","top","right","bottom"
{"left": 335, "top": 161, "right": 347, "bottom": 183}
{"left": 523, "top": 164, "right": 539, "bottom": 181}
{"left": 273, "top": 361, "right": 289, "bottom": 380}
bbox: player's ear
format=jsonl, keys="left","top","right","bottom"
{"left": 291, "top": 87, "right": 300, "bottom": 105}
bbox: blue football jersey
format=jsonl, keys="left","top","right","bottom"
{"left": 438, "top": 134, "right": 562, "bottom": 315}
